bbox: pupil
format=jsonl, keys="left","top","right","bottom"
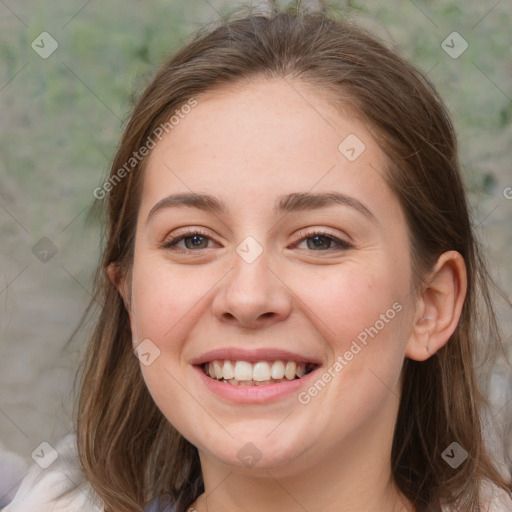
{"left": 308, "top": 235, "right": 330, "bottom": 250}
{"left": 186, "top": 235, "right": 207, "bottom": 249}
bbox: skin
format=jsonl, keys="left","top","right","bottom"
{"left": 114, "top": 78, "right": 467, "bottom": 512}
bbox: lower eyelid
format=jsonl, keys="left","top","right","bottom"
{"left": 296, "top": 241, "right": 349, "bottom": 251}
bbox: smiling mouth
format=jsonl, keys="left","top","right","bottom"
{"left": 202, "top": 359, "right": 318, "bottom": 386}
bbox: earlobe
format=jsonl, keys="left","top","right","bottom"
{"left": 405, "top": 251, "right": 467, "bottom": 362}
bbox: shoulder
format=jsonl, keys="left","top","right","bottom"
{"left": 440, "top": 481, "right": 512, "bottom": 512}
{"left": 480, "top": 481, "right": 512, "bottom": 512}
{"left": 144, "top": 496, "right": 177, "bottom": 512}
{"left": 2, "top": 433, "right": 103, "bottom": 512}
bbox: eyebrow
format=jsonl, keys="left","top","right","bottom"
{"left": 146, "top": 191, "right": 377, "bottom": 224}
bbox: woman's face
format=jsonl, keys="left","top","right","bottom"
{"left": 126, "top": 79, "right": 418, "bottom": 473}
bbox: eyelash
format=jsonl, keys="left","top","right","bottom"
{"left": 161, "top": 228, "right": 213, "bottom": 252}
{"left": 161, "top": 229, "right": 353, "bottom": 253}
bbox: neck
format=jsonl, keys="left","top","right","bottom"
{"left": 191, "top": 400, "right": 414, "bottom": 512}
{"left": 193, "top": 466, "right": 411, "bottom": 512}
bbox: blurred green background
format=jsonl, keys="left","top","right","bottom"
{"left": 0, "top": 0, "right": 511, "bottom": 476}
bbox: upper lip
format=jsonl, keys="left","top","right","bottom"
{"left": 189, "top": 348, "right": 322, "bottom": 366}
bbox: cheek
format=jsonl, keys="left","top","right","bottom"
{"left": 129, "top": 257, "right": 210, "bottom": 437}
{"left": 129, "top": 255, "right": 213, "bottom": 346}
{"left": 289, "top": 259, "right": 405, "bottom": 345}
{"left": 286, "top": 258, "right": 410, "bottom": 397}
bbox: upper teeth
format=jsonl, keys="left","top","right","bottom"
{"left": 205, "top": 360, "right": 309, "bottom": 381}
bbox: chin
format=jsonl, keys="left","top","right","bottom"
{"left": 196, "top": 431, "right": 313, "bottom": 473}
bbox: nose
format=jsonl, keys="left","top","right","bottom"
{"left": 211, "top": 250, "right": 292, "bottom": 330}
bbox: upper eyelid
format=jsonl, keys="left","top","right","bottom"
{"left": 162, "top": 228, "right": 216, "bottom": 247}
{"left": 293, "top": 227, "right": 348, "bottom": 240}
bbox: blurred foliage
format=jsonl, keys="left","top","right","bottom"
{"left": 0, "top": 0, "right": 510, "bottom": 233}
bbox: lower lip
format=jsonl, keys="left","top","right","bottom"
{"left": 194, "top": 365, "right": 320, "bottom": 404}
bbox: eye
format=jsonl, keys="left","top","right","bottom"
{"left": 294, "top": 230, "right": 352, "bottom": 251}
{"left": 161, "top": 229, "right": 218, "bottom": 252}
{"left": 161, "top": 229, "right": 352, "bottom": 253}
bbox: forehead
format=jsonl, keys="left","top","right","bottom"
{"left": 141, "top": 78, "right": 397, "bottom": 220}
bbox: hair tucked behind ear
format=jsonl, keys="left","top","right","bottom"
{"left": 75, "top": 7, "right": 511, "bottom": 512}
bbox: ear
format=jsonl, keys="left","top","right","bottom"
{"left": 405, "top": 251, "right": 467, "bottom": 361}
{"left": 107, "top": 263, "right": 138, "bottom": 344}
{"left": 107, "top": 263, "right": 130, "bottom": 308}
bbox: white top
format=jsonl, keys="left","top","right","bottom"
{"left": 3, "top": 433, "right": 511, "bottom": 511}
{"left": 2, "top": 434, "right": 103, "bottom": 512}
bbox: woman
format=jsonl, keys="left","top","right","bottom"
{"left": 5, "top": 7, "right": 512, "bottom": 512}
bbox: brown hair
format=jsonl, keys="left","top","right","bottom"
{"left": 75, "top": 7, "right": 511, "bottom": 512}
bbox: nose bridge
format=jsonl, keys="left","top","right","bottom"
{"left": 212, "top": 239, "right": 291, "bottom": 328}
